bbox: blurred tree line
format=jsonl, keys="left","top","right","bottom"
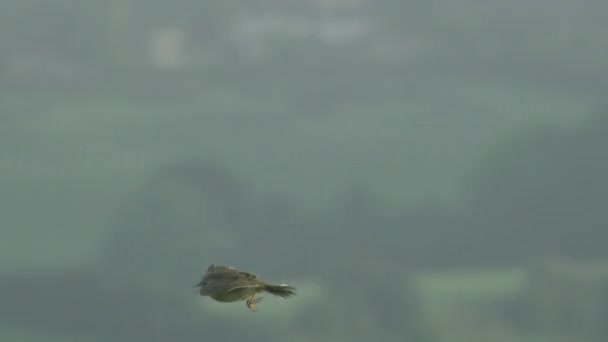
{"left": 2, "top": 0, "right": 607, "bottom": 340}
{"left": 100, "top": 110, "right": 608, "bottom": 275}
{"left": 65, "top": 109, "right": 605, "bottom": 341}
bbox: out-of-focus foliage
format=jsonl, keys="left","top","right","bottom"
{"left": 467, "top": 111, "right": 608, "bottom": 262}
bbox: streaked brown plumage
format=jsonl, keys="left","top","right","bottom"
{"left": 195, "top": 264, "right": 296, "bottom": 311}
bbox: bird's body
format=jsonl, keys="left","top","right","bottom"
{"left": 195, "top": 264, "right": 296, "bottom": 311}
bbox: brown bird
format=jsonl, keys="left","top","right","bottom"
{"left": 195, "top": 264, "right": 296, "bottom": 311}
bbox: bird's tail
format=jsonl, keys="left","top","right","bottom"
{"left": 263, "top": 284, "right": 296, "bottom": 298}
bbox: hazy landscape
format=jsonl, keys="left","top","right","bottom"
{"left": 2, "top": 0, "right": 607, "bottom": 341}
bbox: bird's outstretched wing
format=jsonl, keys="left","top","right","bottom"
{"left": 205, "top": 264, "right": 260, "bottom": 280}
{"left": 226, "top": 284, "right": 263, "bottom": 293}
{"left": 206, "top": 264, "right": 238, "bottom": 273}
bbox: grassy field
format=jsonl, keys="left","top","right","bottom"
{"left": 412, "top": 263, "right": 608, "bottom": 342}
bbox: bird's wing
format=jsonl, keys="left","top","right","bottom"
{"left": 226, "top": 284, "right": 263, "bottom": 293}
{"left": 206, "top": 264, "right": 238, "bottom": 273}
{"left": 205, "top": 265, "right": 260, "bottom": 280}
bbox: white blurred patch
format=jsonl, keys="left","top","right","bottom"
{"left": 148, "top": 27, "right": 186, "bottom": 68}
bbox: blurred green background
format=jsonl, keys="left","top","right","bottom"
{"left": 1, "top": 0, "right": 607, "bottom": 341}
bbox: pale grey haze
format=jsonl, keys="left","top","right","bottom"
{"left": 1, "top": 1, "right": 607, "bottom": 341}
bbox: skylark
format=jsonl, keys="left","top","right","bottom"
{"left": 195, "top": 264, "right": 296, "bottom": 311}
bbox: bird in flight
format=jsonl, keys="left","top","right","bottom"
{"left": 195, "top": 264, "right": 296, "bottom": 311}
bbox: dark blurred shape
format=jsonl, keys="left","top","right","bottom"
{"left": 96, "top": 160, "right": 251, "bottom": 293}
{"left": 466, "top": 111, "right": 608, "bottom": 263}
{"left": 0, "top": 268, "right": 199, "bottom": 341}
